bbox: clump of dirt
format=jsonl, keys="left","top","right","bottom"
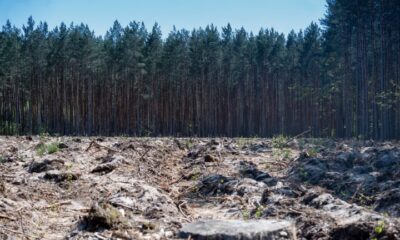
{"left": 43, "top": 170, "right": 80, "bottom": 182}
{"left": 288, "top": 141, "right": 400, "bottom": 218}
{"left": 28, "top": 159, "right": 65, "bottom": 173}
{"left": 80, "top": 202, "right": 127, "bottom": 232}
{"left": 0, "top": 136, "right": 399, "bottom": 239}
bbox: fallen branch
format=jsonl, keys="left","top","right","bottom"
{"left": 17, "top": 210, "right": 29, "bottom": 240}
{"left": 168, "top": 176, "right": 184, "bottom": 185}
{"left": 138, "top": 148, "right": 151, "bottom": 161}
{"left": 86, "top": 140, "right": 117, "bottom": 153}
{"left": 2, "top": 227, "right": 31, "bottom": 237}
{"left": 288, "top": 208, "right": 305, "bottom": 215}
{"left": 285, "top": 129, "right": 311, "bottom": 144}
{"left": 0, "top": 214, "right": 16, "bottom": 221}
{"left": 350, "top": 183, "right": 363, "bottom": 202}
{"left": 176, "top": 200, "right": 191, "bottom": 221}
{"left": 94, "top": 233, "right": 109, "bottom": 240}
{"left": 40, "top": 200, "right": 72, "bottom": 210}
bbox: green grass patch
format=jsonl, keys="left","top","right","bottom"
{"left": 36, "top": 142, "right": 60, "bottom": 156}
{"left": 36, "top": 143, "right": 46, "bottom": 156}
{"left": 271, "top": 135, "right": 289, "bottom": 149}
{"left": 236, "top": 137, "right": 251, "bottom": 148}
{"left": 47, "top": 143, "right": 59, "bottom": 154}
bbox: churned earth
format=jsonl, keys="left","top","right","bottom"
{"left": 0, "top": 136, "right": 399, "bottom": 239}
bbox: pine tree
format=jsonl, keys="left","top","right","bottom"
{"left": 1, "top": 4, "right": 400, "bottom": 139}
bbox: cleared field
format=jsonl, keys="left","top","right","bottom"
{"left": 0, "top": 136, "right": 399, "bottom": 239}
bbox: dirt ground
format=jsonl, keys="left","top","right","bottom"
{"left": 0, "top": 136, "right": 399, "bottom": 239}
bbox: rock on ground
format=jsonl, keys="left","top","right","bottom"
{"left": 179, "top": 220, "right": 296, "bottom": 240}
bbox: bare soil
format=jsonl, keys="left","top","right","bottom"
{"left": 0, "top": 136, "right": 399, "bottom": 239}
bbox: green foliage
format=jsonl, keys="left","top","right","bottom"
{"left": 306, "top": 147, "right": 318, "bottom": 158}
{"left": 142, "top": 129, "right": 152, "bottom": 137}
{"left": 185, "top": 139, "right": 194, "bottom": 149}
{"left": 47, "top": 143, "right": 59, "bottom": 154}
{"left": 65, "top": 163, "right": 73, "bottom": 170}
{"left": 36, "top": 143, "right": 46, "bottom": 156}
{"left": 236, "top": 138, "right": 250, "bottom": 148}
{"left": 66, "top": 173, "right": 74, "bottom": 189}
{"left": 190, "top": 167, "right": 201, "bottom": 181}
{"left": 190, "top": 173, "right": 200, "bottom": 181}
{"left": 0, "top": 7, "right": 399, "bottom": 139}
{"left": 242, "top": 209, "right": 250, "bottom": 220}
{"left": 282, "top": 149, "right": 291, "bottom": 159}
{"left": 355, "top": 193, "right": 374, "bottom": 206}
{"left": 0, "top": 121, "right": 20, "bottom": 135}
{"left": 374, "top": 221, "right": 385, "bottom": 234}
{"left": 273, "top": 148, "right": 292, "bottom": 161}
{"left": 254, "top": 206, "right": 264, "bottom": 219}
{"left": 271, "top": 135, "right": 289, "bottom": 149}
{"left": 36, "top": 142, "right": 59, "bottom": 156}
{"left": 299, "top": 167, "right": 309, "bottom": 179}
{"left": 39, "top": 126, "right": 49, "bottom": 137}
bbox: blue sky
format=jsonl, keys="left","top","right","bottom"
{"left": 1, "top": 0, "right": 326, "bottom": 37}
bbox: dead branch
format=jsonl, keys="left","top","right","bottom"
{"left": 0, "top": 214, "right": 16, "bottom": 221}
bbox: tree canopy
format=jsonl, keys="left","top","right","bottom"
{"left": 0, "top": 0, "right": 399, "bottom": 139}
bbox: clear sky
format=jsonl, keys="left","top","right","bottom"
{"left": 1, "top": 0, "right": 327, "bottom": 37}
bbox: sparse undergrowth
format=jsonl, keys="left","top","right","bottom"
{"left": 36, "top": 142, "right": 60, "bottom": 156}
{"left": 271, "top": 135, "right": 289, "bottom": 149}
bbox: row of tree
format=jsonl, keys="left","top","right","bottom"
{"left": 0, "top": 0, "right": 399, "bottom": 139}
